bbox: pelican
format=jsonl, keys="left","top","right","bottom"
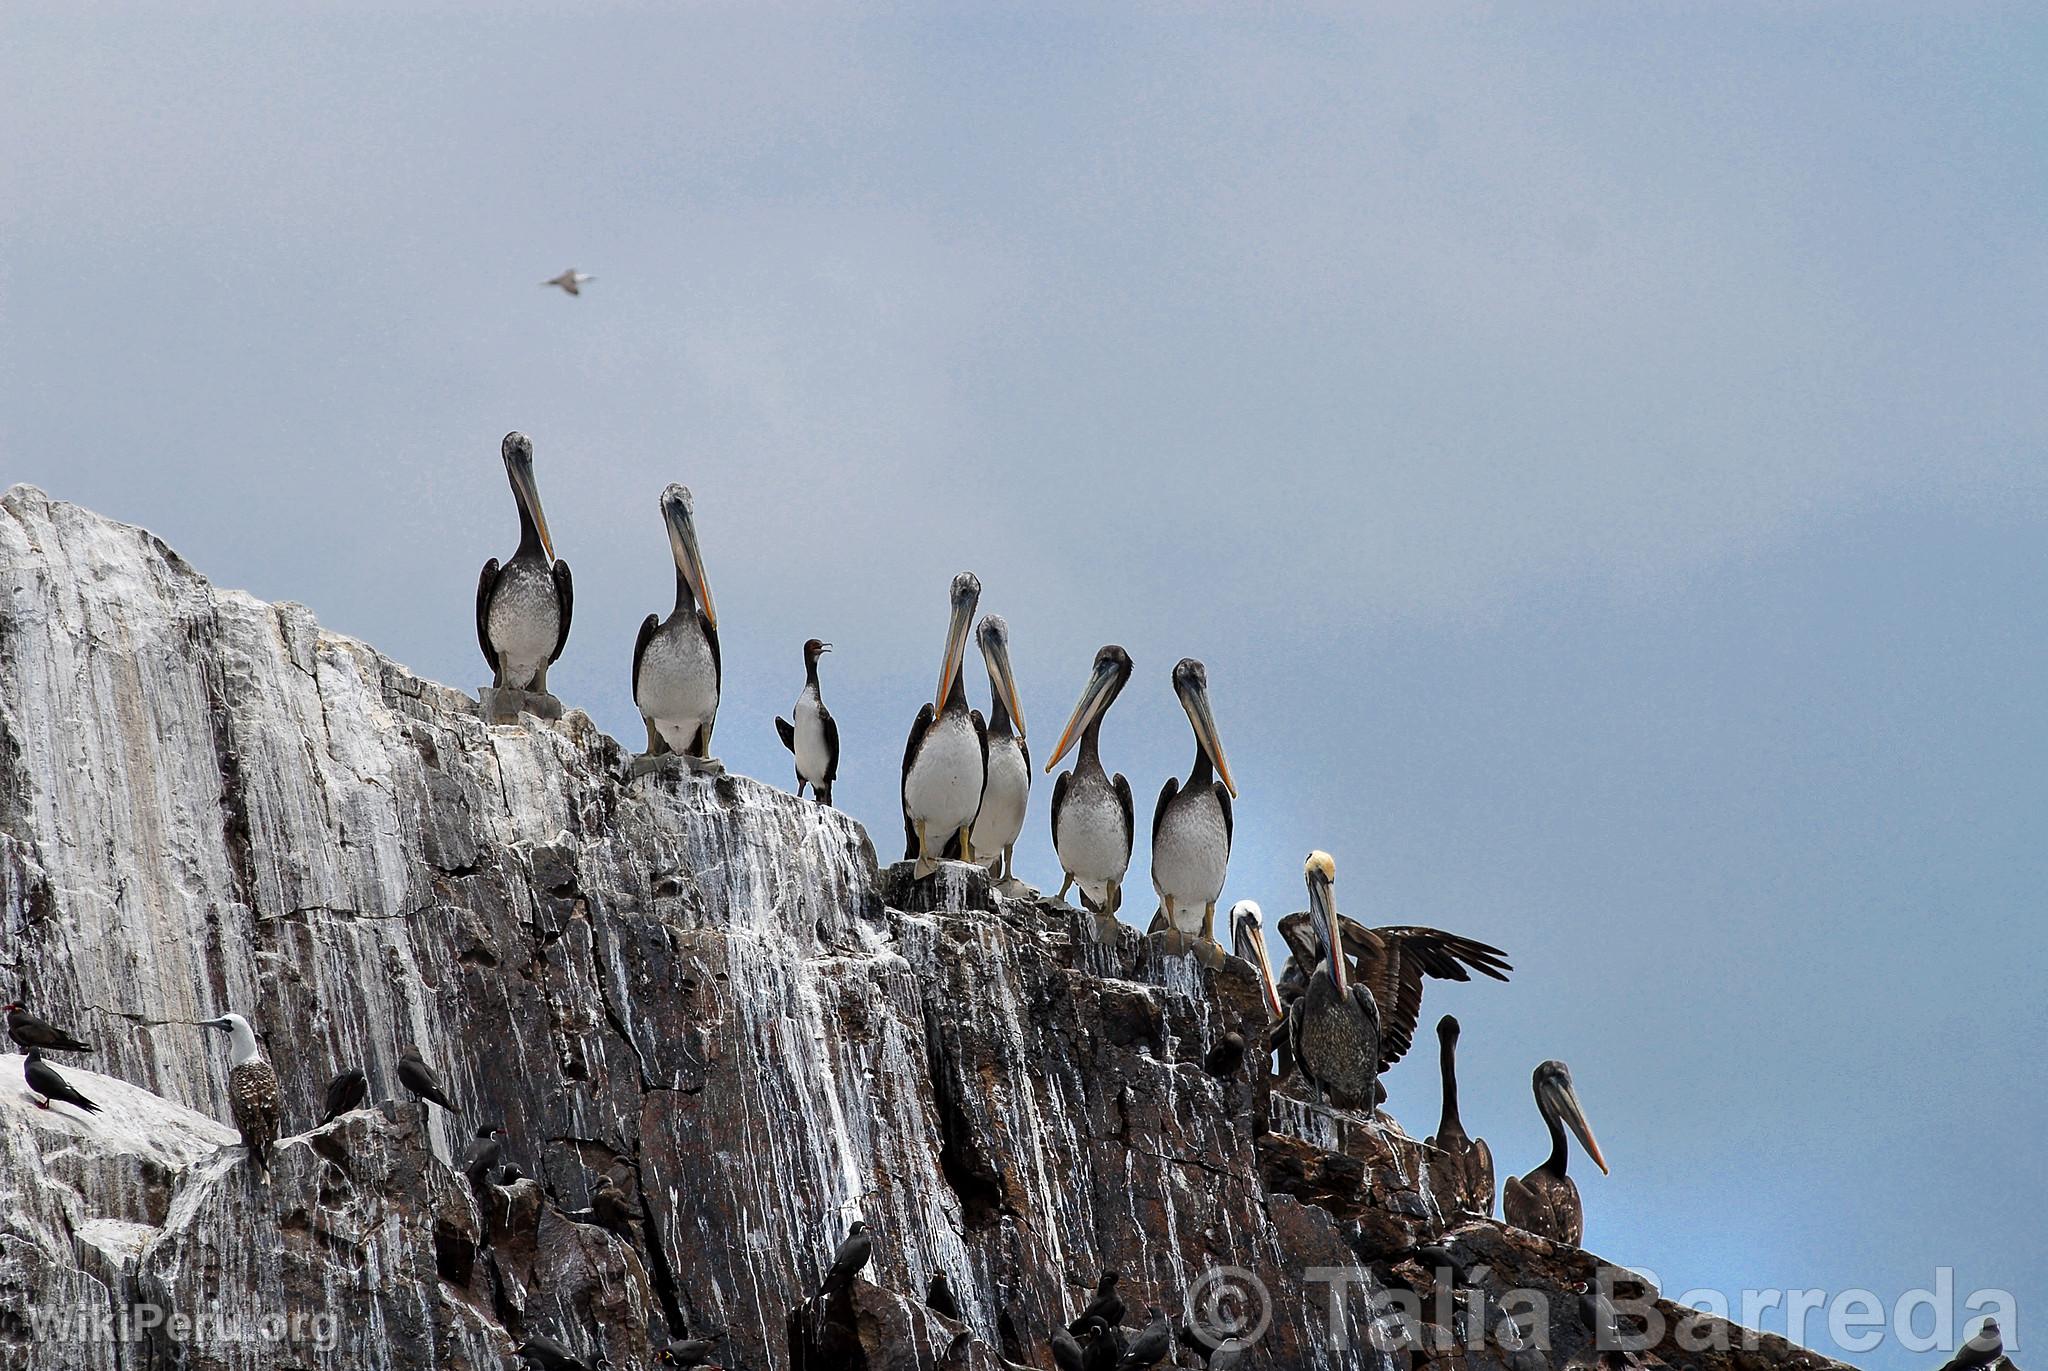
{"left": 1149, "top": 658, "right": 1237, "bottom": 966}
{"left": 901, "top": 573, "right": 989, "bottom": 878}
{"left": 633, "top": 484, "right": 721, "bottom": 765}
{"left": 1286, "top": 852, "right": 1381, "bottom": 1112}
{"left": 1043, "top": 645, "right": 1135, "bottom": 937}
{"left": 1425, "top": 1015, "right": 1494, "bottom": 1219}
{"left": 1274, "top": 911, "right": 1510, "bottom": 1072}
{"left": 1503, "top": 1059, "right": 1607, "bottom": 1244}
{"left": 1230, "top": 900, "right": 1291, "bottom": 1078}
{"left": 476, "top": 432, "right": 572, "bottom": 695}
{"left": 543, "top": 269, "right": 594, "bottom": 296}
{"left": 775, "top": 639, "right": 839, "bottom": 804}
{"left": 970, "top": 615, "right": 1029, "bottom": 882}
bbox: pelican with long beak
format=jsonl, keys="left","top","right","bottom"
{"left": 1287, "top": 852, "right": 1381, "bottom": 1113}
{"left": 1503, "top": 1059, "right": 1608, "bottom": 1244}
{"left": 1230, "top": 899, "right": 1292, "bottom": 1079}
{"left": 901, "top": 573, "right": 989, "bottom": 878}
{"left": 476, "top": 431, "right": 573, "bottom": 695}
{"left": 970, "top": 615, "right": 1030, "bottom": 883}
{"left": 1149, "top": 658, "right": 1237, "bottom": 966}
{"left": 1044, "top": 645, "right": 1135, "bottom": 939}
{"left": 632, "top": 484, "right": 721, "bottom": 764}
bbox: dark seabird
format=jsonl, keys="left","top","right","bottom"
{"left": 591, "top": 1174, "right": 645, "bottom": 1236}
{"left": 970, "top": 615, "right": 1030, "bottom": 881}
{"left": 1203, "top": 1030, "right": 1246, "bottom": 1079}
{"left": 1044, "top": 647, "right": 1135, "bottom": 930}
{"left": 633, "top": 484, "right": 722, "bottom": 764}
{"left": 819, "top": 1219, "right": 873, "bottom": 1296}
{"left": 1076, "top": 1318, "right": 1119, "bottom": 1371}
{"left": 926, "top": 1271, "right": 963, "bottom": 1320}
{"left": 515, "top": 1332, "right": 608, "bottom": 1371}
{"left": 1273, "top": 911, "right": 1510, "bottom": 1072}
{"left": 775, "top": 639, "right": 839, "bottom": 804}
{"left": 1149, "top": 659, "right": 1237, "bottom": 967}
{"left": 203, "top": 1013, "right": 281, "bottom": 1171}
{"left": 23, "top": 1050, "right": 100, "bottom": 1115}
{"left": 1050, "top": 1324, "right": 1086, "bottom": 1371}
{"left": 1117, "top": 1309, "right": 1171, "bottom": 1369}
{"left": 542, "top": 269, "right": 594, "bottom": 296}
{"left": 1425, "top": 1015, "right": 1494, "bottom": 1219}
{"left": 1068, "top": 1269, "right": 1125, "bottom": 1333}
{"left": 477, "top": 432, "right": 573, "bottom": 694}
{"left": 4, "top": 1002, "right": 92, "bottom": 1053}
{"left": 319, "top": 1067, "right": 368, "bottom": 1125}
{"left": 1287, "top": 852, "right": 1382, "bottom": 1112}
{"left": 461, "top": 1124, "right": 505, "bottom": 1191}
{"left": 901, "top": 574, "right": 989, "bottom": 877}
{"left": 656, "top": 1333, "right": 715, "bottom": 1367}
{"left": 1503, "top": 1060, "right": 1608, "bottom": 1245}
{"left": 398, "top": 1045, "right": 456, "bottom": 1111}
{"left": 1939, "top": 1320, "right": 2004, "bottom": 1371}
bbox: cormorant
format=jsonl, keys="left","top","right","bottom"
{"left": 1425, "top": 1015, "right": 1494, "bottom": 1219}
{"left": 775, "top": 639, "right": 838, "bottom": 804}
{"left": 819, "top": 1219, "right": 873, "bottom": 1296}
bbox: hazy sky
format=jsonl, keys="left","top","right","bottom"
{"left": 4, "top": 6, "right": 2043, "bottom": 1364}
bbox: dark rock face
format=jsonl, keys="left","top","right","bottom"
{"left": 0, "top": 486, "right": 1865, "bottom": 1371}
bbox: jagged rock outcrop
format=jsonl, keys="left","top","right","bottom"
{"left": 0, "top": 486, "right": 1877, "bottom": 1371}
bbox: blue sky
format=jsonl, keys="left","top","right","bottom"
{"left": 4, "top": 6, "right": 2042, "bottom": 1364}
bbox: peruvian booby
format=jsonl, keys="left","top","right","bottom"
{"left": 633, "top": 484, "right": 721, "bottom": 764}
{"left": 819, "top": 1219, "right": 874, "bottom": 1296}
{"left": 22, "top": 1050, "right": 100, "bottom": 1114}
{"left": 901, "top": 574, "right": 988, "bottom": 878}
{"left": 477, "top": 432, "right": 573, "bottom": 695}
{"left": 1424, "top": 1015, "right": 1494, "bottom": 1219}
{"left": 203, "top": 1012, "right": 281, "bottom": 1171}
{"left": 1287, "top": 852, "right": 1382, "bottom": 1112}
{"left": 398, "top": 1044, "right": 455, "bottom": 1112}
{"left": 542, "top": 269, "right": 594, "bottom": 297}
{"left": 1044, "top": 647, "right": 1135, "bottom": 933}
{"left": 775, "top": 639, "right": 838, "bottom": 804}
{"left": 1274, "top": 911, "right": 1510, "bottom": 1071}
{"left": 461, "top": 1124, "right": 505, "bottom": 1192}
{"left": 1502, "top": 1059, "right": 1607, "bottom": 1244}
{"left": 320, "top": 1066, "right": 368, "bottom": 1125}
{"left": 1148, "top": 658, "right": 1237, "bottom": 966}
{"left": 5, "top": 1002, "right": 91, "bottom": 1053}
{"left": 970, "top": 614, "right": 1030, "bottom": 882}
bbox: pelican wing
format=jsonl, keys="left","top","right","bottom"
{"left": 549, "top": 559, "right": 574, "bottom": 663}
{"left": 475, "top": 559, "right": 501, "bottom": 671}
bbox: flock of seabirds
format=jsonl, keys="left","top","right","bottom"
{"left": 8, "top": 430, "right": 1621, "bottom": 1371}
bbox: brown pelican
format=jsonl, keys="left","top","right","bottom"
{"left": 633, "top": 484, "right": 721, "bottom": 764}
{"left": 1274, "top": 911, "right": 1510, "bottom": 1071}
{"left": 970, "top": 615, "right": 1029, "bottom": 882}
{"left": 1287, "top": 852, "right": 1381, "bottom": 1111}
{"left": 1230, "top": 900, "right": 1291, "bottom": 1077}
{"left": 542, "top": 269, "right": 594, "bottom": 296}
{"left": 1425, "top": 1015, "right": 1494, "bottom": 1219}
{"left": 203, "top": 1012, "right": 281, "bottom": 1173}
{"left": 1044, "top": 647, "right": 1135, "bottom": 936}
{"left": 1503, "top": 1059, "right": 1607, "bottom": 1244}
{"left": 775, "top": 639, "right": 839, "bottom": 804}
{"left": 902, "top": 574, "right": 989, "bottom": 877}
{"left": 1149, "top": 659, "right": 1238, "bottom": 967}
{"left": 477, "top": 432, "right": 572, "bottom": 695}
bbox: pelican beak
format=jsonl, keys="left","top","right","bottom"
{"left": 980, "top": 620, "right": 1026, "bottom": 740}
{"left": 1557, "top": 1078, "right": 1609, "bottom": 1175}
{"left": 1232, "top": 905, "right": 1283, "bottom": 1020}
{"left": 1176, "top": 669, "right": 1236, "bottom": 797}
{"left": 936, "top": 576, "right": 979, "bottom": 711}
{"left": 1304, "top": 852, "right": 1344, "bottom": 997}
{"left": 662, "top": 486, "right": 716, "bottom": 629}
{"left": 505, "top": 440, "right": 556, "bottom": 562}
{"left": 1046, "top": 654, "right": 1119, "bottom": 772}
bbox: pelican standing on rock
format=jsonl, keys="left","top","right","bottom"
{"left": 203, "top": 1012, "right": 282, "bottom": 1173}
{"left": 1149, "top": 658, "right": 1237, "bottom": 966}
{"left": 633, "top": 484, "right": 721, "bottom": 766}
{"left": 775, "top": 639, "right": 839, "bottom": 804}
{"left": 477, "top": 432, "right": 572, "bottom": 696}
{"left": 1503, "top": 1059, "right": 1608, "bottom": 1244}
{"left": 1425, "top": 1015, "right": 1494, "bottom": 1218}
{"left": 1044, "top": 646, "right": 1136, "bottom": 938}
{"left": 901, "top": 574, "right": 988, "bottom": 878}
{"left": 1287, "top": 852, "right": 1381, "bottom": 1112}
{"left": 1231, "top": 900, "right": 1291, "bottom": 1078}
{"left": 970, "top": 615, "right": 1029, "bottom": 882}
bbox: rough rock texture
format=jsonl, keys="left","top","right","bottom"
{"left": 0, "top": 486, "right": 1881, "bottom": 1371}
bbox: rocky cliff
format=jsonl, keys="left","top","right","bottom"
{"left": 0, "top": 486, "right": 1894, "bottom": 1371}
